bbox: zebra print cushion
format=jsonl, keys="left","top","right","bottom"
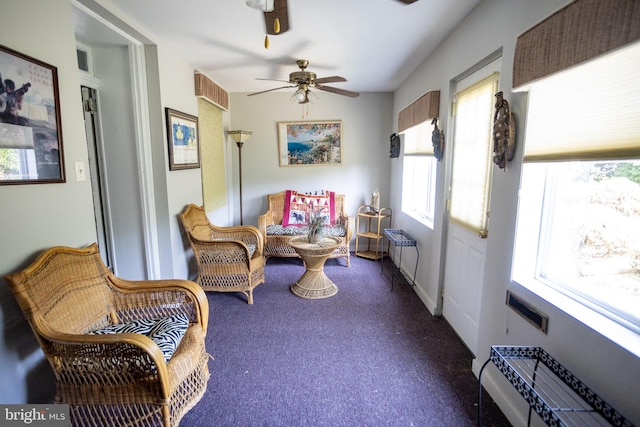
{"left": 90, "top": 313, "right": 189, "bottom": 362}
{"left": 266, "top": 224, "right": 347, "bottom": 237}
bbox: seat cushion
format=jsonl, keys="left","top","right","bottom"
{"left": 90, "top": 313, "right": 189, "bottom": 362}
{"left": 266, "top": 224, "right": 347, "bottom": 237}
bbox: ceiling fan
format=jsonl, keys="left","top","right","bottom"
{"left": 259, "top": 0, "right": 418, "bottom": 39}
{"left": 248, "top": 59, "right": 359, "bottom": 104}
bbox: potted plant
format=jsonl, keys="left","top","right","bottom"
{"left": 308, "top": 207, "right": 327, "bottom": 243}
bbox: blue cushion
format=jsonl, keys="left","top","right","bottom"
{"left": 90, "top": 313, "right": 189, "bottom": 362}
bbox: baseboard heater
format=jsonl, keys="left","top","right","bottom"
{"left": 506, "top": 291, "right": 548, "bottom": 333}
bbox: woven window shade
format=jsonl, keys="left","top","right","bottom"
{"left": 398, "top": 90, "right": 440, "bottom": 133}
{"left": 513, "top": 0, "right": 640, "bottom": 89}
{"left": 195, "top": 72, "right": 229, "bottom": 111}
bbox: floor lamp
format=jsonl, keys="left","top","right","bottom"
{"left": 227, "top": 130, "right": 252, "bottom": 225}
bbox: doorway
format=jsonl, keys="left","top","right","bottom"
{"left": 441, "top": 56, "right": 502, "bottom": 355}
{"left": 73, "top": 2, "right": 161, "bottom": 279}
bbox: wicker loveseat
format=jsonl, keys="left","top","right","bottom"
{"left": 258, "top": 190, "right": 353, "bottom": 266}
{"left": 5, "top": 243, "right": 210, "bottom": 427}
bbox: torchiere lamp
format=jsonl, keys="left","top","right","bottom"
{"left": 227, "top": 130, "right": 253, "bottom": 225}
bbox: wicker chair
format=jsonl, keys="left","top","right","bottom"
{"left": 257, "top": 191, "right": 353, "bottom": 266}
{"left": 179, "top": 204, "right": 265, "bottom": 304}
{"left": 4, "top": 243, "right": 210, "bottom": 427}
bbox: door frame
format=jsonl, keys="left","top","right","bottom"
{"left": 73, "top": 0, "right": 161, "bottom": 279}
{"left": 437, "top": 50, "right": 503, "bottom": 354}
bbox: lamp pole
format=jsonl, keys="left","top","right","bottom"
{"left": 227, "top": 130, "right": 252, "bottom": 225}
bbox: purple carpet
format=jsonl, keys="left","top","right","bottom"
{"left": 180, "top": 255, "right": 510, "bottom": 426}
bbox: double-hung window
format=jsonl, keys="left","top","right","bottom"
{"left": 513, "top": 42, "right": 640, "bottom": 344}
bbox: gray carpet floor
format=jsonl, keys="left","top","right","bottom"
{"left": 180, "top": 254, "right": 511, "bottom": 426}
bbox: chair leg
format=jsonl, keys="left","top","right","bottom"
{"left": 246, "top": 289, "right": 254, "bottom": 305}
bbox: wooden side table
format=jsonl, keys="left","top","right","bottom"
{"left": 289, "top": 236, "right": 340, "bottom": 299}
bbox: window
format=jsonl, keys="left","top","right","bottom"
{"left": 513, "top": 42, "right": 640, "bottom": 340}
{"left": 449, "top": 71, "right": 499, "bottom": 237}
{"left": 401, "top": 122, "right": 436, "bottom": 228}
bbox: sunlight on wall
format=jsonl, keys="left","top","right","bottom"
{"left": 198, "top": 98, "right": 226, "bottom": 210}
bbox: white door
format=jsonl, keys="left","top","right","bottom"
{"left": 442, "top": 222, "right": 487, "bottom": 353}
{"left": 441, "top": 58, "right": 501, "bottom": 355}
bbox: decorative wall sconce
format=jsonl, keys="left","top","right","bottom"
{"left": 492, "top": 91, "right": 516, "bottom": 170}
{"left": 431, "top": 118, "right": 444, "bottom": 161}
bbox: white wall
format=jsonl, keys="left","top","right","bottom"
{"left": 229, "top": 91, "right": 393, "bottom": 233}
{"left": 392, "top": 0, "right": 640, "bottom": 424}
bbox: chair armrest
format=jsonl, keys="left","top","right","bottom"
{"left": 257, "top": 210, "right": 275, "bottom": 237}
{"left": 210, "top": 224, "right": 264, "bottom": 255}
{"left": 344, "top": 215, "right": 355, "bottom": 241}
{"left": 107, "top": 277, "right": 209, "bottom": 335}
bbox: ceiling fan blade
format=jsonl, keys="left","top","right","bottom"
{"left": 256, "top": 78, "right": 292, "bottom": 83}
{"left": 248, "top": 85, "right": 296, "bottom": 96}
{"left": 313, "top": 76, "right": 347, "bottom": 84}
{"left": 315, "top": 85, "right": 360, "bottom": 98}
{"left": 264, "top": 0, "right": 289, "bottom": 35}
{"left": 397, "top": 0, "right": 419, "bottom": 4}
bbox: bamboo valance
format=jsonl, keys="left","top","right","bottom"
{"left": 195, "top": 72, "right": 229, "bottom": 111}
{"left": 398, "top": 90, "right": 440, "bottom": 133}
{"left": 513, "top": 0, "right": 640, "bottom": 89}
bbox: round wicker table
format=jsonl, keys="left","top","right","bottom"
{"left": 289, "top": 235, "right": 341, "bottom": 299}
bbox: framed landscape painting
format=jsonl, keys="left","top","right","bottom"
{"left": 277, "top": 120, "right": 342, "bottom": 167}
{"left": 0, "top": 44, "right": 65, "bottom": 184}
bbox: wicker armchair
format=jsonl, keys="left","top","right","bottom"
{"left": 258, "top": 191, "right": 353, "bottom": 266}
{"left": 4, "top": 243, "right": 210, "bottom": 427}
{"left": 179, "top": 204, "right": 265, "bottom": 304}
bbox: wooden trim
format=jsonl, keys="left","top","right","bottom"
{"left": 194, "top": 72, "right": 229, "bottom": 110}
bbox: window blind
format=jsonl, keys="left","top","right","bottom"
{"left": 403, "top": 122, "right": 433, "bottom": 155}
{"left": 523, "top": 42, "right": 640, "bottom": 162}
{"left": 449, "top": 73, "right": 499, "bottom": 237}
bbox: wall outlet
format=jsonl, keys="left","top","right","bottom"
{"left": 75, "top": 161, "right": 87, "bottom": 182}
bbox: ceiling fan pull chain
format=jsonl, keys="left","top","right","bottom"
{"left": 264, "top": 34, "right": 270, "bottom": 49}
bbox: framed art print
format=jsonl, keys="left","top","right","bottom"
{"left": 0, "top": 44, "right": 65, "bottom": 184}
{"left": 166, "top": 108, "right": 200, "bottom": 170}
{"left": 277, "top": 120, "right": 342, "bottom": 166}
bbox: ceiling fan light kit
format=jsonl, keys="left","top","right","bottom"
{"left": 249, "top": 59, "right": 359, "bottom": 109}
{"left": 246, "top": 0, "right": 274, "bottom": 12}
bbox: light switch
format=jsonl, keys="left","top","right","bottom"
{"left": 75, "top": 161, "right": 86, "bottom": 182}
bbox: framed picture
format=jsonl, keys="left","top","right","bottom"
{"left": 165, "top": 108, "right": 200, "bottom": 170}
{"left": 0, "top": 44, "right": 65, "bottom": 185}
{"left": 278, "top": 120, "right": 342, "bottom": 166}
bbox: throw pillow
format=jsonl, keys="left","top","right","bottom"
{"left": 282, "top": 190, "right": 335, "bottom": 227}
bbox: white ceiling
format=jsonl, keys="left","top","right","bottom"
{"left": 75, "top": 0, "right": 481, "bottom": 95}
